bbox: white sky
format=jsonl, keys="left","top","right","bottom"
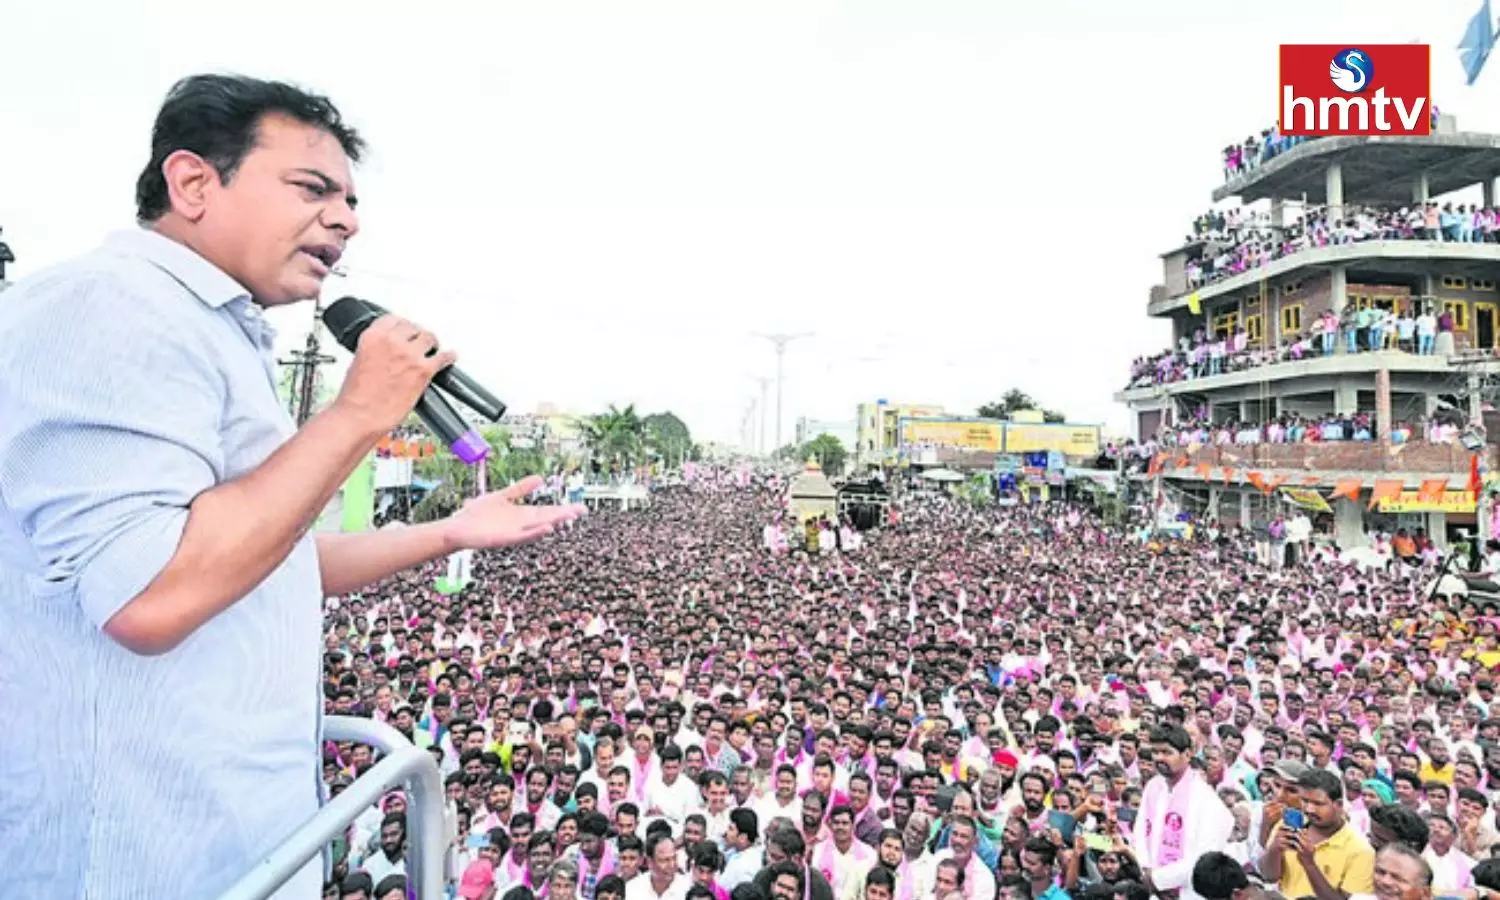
{"left": 2, "top": 0, "right": 1495, "bottom": 444}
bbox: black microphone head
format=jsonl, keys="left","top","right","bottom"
{"left": 321, "top": 296, "right": 383, "bottom": 352}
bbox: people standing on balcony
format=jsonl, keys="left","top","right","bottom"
{"left": 1417, "top": 307, "right": 1438, "bottom": 355}
{"left": 1437, "top": 307, "right": 1457, "bottom": 357}
{"left": 1343, "top": 305, "right": 1362, "bottom": 355}
{"left": 1396, "top": 309, "right": 1417, "bottom": 352}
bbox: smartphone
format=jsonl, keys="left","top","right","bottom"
{"left": 1115, "top": 806, "right": 1137, "bottom": 825}
{"left": 1282, "top": 808, "right": 1306, "bottom": 830}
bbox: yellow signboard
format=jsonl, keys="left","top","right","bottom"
{"left": 1279, "top": 487, "right": 1332, "bottom": 513}
{"left": 1004, "top": 424, "right": 1101, "bottom": 457}
{"left": 899, "top": 418, "right": 1003, "bottom": 452}
{"left": 1376, "top": 491, "right": 1476, "bottom": 514}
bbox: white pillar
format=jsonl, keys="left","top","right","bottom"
{"left": 1427, "top": 512, "right": 1449, "bottom": 549}
{"left": 1330, "top": 265, "right": 1348, "bottom": 315}
{"left": 1335, "top": 498, "right": 1367, "bottom": 548}
{"left": 1334, "top": 380, "right": 1359, "bottom": 415}
{"left": 1326, "top": 163, "right": 1344, "bottom": 223}
{"left": 1413, "top": 171, "right": 1430, "bottom": 205}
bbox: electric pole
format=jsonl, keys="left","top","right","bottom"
{"left": 751, "top": 376, "right": 771, "bottom": 456}
{"left": 755, "top": 332, "right": 812, "bottom": 456}
{"left": 278, "top": 300, "right": 336, "bottom": 427}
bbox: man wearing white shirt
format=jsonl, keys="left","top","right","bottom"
{"left": 647, "top": 745, "right": 700, "bottom": 827}
{"left": 932, "top": 816, "right": 994, "bottom": 900}
{"left": 755, "top": 766, "right": 804, "bottom": 830}
{"left": 1132, "top": 726, "right": 1234, "bottom": 900}
{"left": 720, "top": 809, "right": 765, "bottom": 890}
{"left": 626, "top": 833, "right": 692, "bottom": 900}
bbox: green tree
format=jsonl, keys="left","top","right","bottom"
{"left": 642, "top": 411, "right": 693, "bottom": 468}
{"left": 800, "top": 433, "right": 848, "bottom": 475}
{"left": 977, "top": 389, "right": 1067, "bottom": 423}
{"left": 582, "top": 404, "right": 647, "bottom": 470}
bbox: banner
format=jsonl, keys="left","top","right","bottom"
{"left": 900, "top": 418, "right": 1003, "bottom": 452}
{"left": 1003, "top": 423, "right": 1101, "bottom": 457}
{"left": 340, "top": 454, "right": 376, "bottom": 533}
{"left": 1280, "top": 487, "right": 1333, "bottom": 513}
{"left": 1376, "top": 491, "right": 1477, "bottom": 513}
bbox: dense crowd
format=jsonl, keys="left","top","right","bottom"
{"left": 1184, "top": 201, "right": 1499, "bottom": 292}
{"left": 1126, "top": 306, "right": 1454, "bottom": 390}
{"left": 317, "top": 467, "right": 1500, "bottom": 900}
{"left": 1220, "top": 108, "right": 1441, "bottom": 181}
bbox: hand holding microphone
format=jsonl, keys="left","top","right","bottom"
{"left": 323, "top": 297, "right": 506, "bottom": 463}
{"left": 333, "top": 314, "right": 456, "bottom": 437}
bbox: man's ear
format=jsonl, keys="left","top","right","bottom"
{"left": 159, "top": 149, "right": 217, "bottom": 223}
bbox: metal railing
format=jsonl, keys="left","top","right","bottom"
{"left": 220, "top": 716, "right": 446, "bottom": 900}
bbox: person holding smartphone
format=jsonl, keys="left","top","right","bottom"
{"left": 1258, "top": 769, "right": 1375, "bottom": 900}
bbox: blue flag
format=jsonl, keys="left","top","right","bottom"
{"left": 1459, "top": 0, "right": 1497, "bottom": 86}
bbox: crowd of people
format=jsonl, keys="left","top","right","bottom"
{"left": 314, "top": 464, "right": 1500, "bottom": 900}
{"left": 1126, "top": 305, "right": 1456, "bottom": 390}
{"left": 1183, "top": 200, "right": 1499, "bottom": 292}
{"left": 1220, "top": 107, "right": 1441, "bottom": 181}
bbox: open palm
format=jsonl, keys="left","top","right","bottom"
{"left": 444, "top": 476, "right": 587, "bottom": 550}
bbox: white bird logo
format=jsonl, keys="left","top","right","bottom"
{"left": 1330, "top": 50, "right": 1370, "bottom": 93}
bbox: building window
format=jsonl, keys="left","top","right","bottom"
{"left": 1245, "top": 314, "right": 1263, "bottom": 343}
{"left": 1281, "top": 304, "right": 1303, "bottom": 333}
{"left": 1211, "top": 311, "right": 1240, "bottom": 339}
{"left": 1445, "top": 300, "right": 1470, "bottom": 331}
{"left": 1474, "top": 278, "right": 1497, "bottom": 291}
{"left": 1442, "top": 274, "right": 1468, "bottom": 290}
{"left": 1282, "top": 280, "right": 1302, "bottom": 296}
{"left": 1348, "top": 293, "right": 1369, "bottom": 310}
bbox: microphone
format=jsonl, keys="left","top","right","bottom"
{"left": 321, "top": 296, "right": 504, "bottom": 465}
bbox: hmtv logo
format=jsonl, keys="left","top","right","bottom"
{"left": 1279, "top": 44, "right": 1431, "bottom": 136}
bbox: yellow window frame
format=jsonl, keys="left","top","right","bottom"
{"left": 1245, "top": 313, "right": 1264, "bottom": 344}
{"left": 1280, "top": 303, "right": 1304, "bottom": 333}
{"left": 1443, "top": 274, "right": 1468, "bottom": 290}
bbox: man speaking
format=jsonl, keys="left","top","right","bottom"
{"left": 0, "top": 74, "right": 583, "bottom": 898}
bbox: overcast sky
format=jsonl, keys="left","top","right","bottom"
{"left": 2, "top": 0, "right": 1494, "bottom": 445}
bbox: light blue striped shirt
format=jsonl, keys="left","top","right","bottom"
{"left": 0, "top": 229, "right": 325, "bottom": 898}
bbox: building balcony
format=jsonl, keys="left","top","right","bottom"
{"left": 1148, "top": 240, "right": 1500, "bottom": 317}
{"left": 1157, "top": 439, "right": 1493, "bottom": 483}
{"left": 1212, "top": 130, "right": 1500, "bottom": 207}
{"left": 1116, "top": 348, "right": 1475, "bottom": 403}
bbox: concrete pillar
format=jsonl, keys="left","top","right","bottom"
{"left": 1207, "top": 487, "right": 1221, "bottom": 521}
{"left": 1425, "top": 393, "right": 1442, "bottom": 418}
{"left": 1427, "top": 512, "right": 1449, "bottom": 549}
{"left": 1471, "top": 373, "right": 1484, "bottom": 424}
{"left": 1330, "top": 265, "right": 1348, "bottom": 315}
{"left": 1326, "top": 163, "right": 1345, "bottom": 223}
{"left": 1240, "top": 490, "right": 1252, "bottom": 528}
{"left": 1413, "top": 171, "right": 1430, "bottom": 205}
{"left": 1335, "top": 497, "right": 1367, "bottom": 548}
{"left": 1375, "top": 368, "right": 1392, "bottom": 442}
{"left": 1239, "top": 399, "right": 1251, "bottom": 422}
{"left": 1334, "top": 379, "right": 1359, "bottom": 415}
{"left": 1486, "top": 178, "right": 1497, "bottom": 210}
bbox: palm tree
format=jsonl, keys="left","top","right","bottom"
{"left": 582, "top": 404, "right": 647, "bottom": 473}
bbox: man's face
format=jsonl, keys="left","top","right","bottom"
{"left": 652, "top": 838, "right": 678, "bottom": 876}
{"left": 528, "top": 840, "right": 554, "bottom": 873}
{"left": 706, "top": 780, "right": 728, "bottom": 812}
{"left": 935, "top": 864, "right": 961, "bottom": 896}
{"left": 1299, "top": 787, "right": 1342, "bottom": 831}
{"left": 619, "top": 849, "right": 642, "bottom": 879}
{"left": 380, "top": 820, "right": 404, "bottom": 858}
{"left": 1373, "top": 848, "right": 1431, "bottom": 900}
{"left": 772, "top": 873, "right": 800, "bottom": 900}
{"left": 181, "top": 113, "right": 360, "bottom": 306}
{"left": 949, "top": 822, "right": 976, "bottom": 860}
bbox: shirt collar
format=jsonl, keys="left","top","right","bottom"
{"left": 106, "top": 227, "right": 252, "bottom": 310}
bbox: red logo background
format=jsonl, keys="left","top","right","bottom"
{"left": 1279, "top": 44, "right": 1431, "bottom": 136}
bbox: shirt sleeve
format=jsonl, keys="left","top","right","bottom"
{"left": 0, "top": 273, "right": 227, "bottom": 629}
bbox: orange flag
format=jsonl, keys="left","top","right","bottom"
{"left": 1417, "top": 478, "right": 1447, "bottom": 504}
{"left": 375, "top": 435, "right": 393, "bottom": 453}
{"left": 1302, "top": 476, "right": 1321, "bottom": 486}
{"left": 1266, "top": 474, "right": 1289, "bottom": 491}
{"left": 1195, "top": 463, "right": 1211, "bottom": 479}
{"left": 391, "top": 439, "right": 409, "bottom": 458}
{"left": 1368, "top": 479, "right": 1403, "bottom": 509}
{"left": 425, "top": 440, "right": 439, "bottom": 458}
{"left": 1174, "top": 456, "right": 1189, "bottom": 469}
{"left": 1147, "top": 455, "right": 1163, "bottom": 476}
{"left": 1221, "top": 467, "right": 1234, "bottom": 485}
{"left": 1330, "top": 478, "right": 1362, "bottom": 501}
{"left": 1247, "top": 472, "right": 1268, "bottom": 493}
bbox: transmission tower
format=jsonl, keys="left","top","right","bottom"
{"left": 278, "top": 300, "right": 337, "bottom": 427}
{"left": 754, "top": 332, "right": 812, "bottom": 454}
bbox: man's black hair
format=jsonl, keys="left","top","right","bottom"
{"left": 135, "top": 74, "right": 365, "bottom": 222}
{"left": 1191, "top": 851, "right": 1249, "bottom": 900}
